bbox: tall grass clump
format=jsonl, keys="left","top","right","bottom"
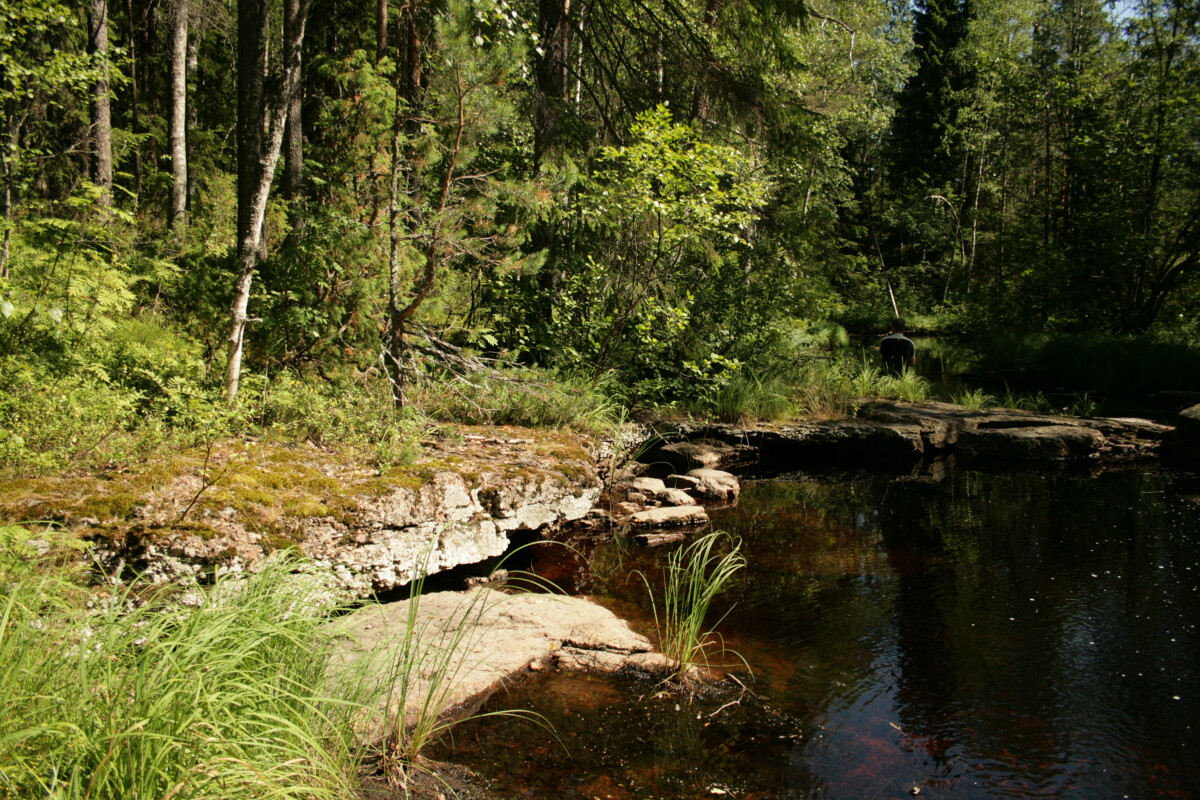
{"left": 0, "top": 542, "right": 368, "bottom": 800}
{"left": 876, "top": 369, "right": 932, "bottom": 403}
{"left": 414, "top": 367, "right": 618, "bottom": 438}
{"left": 948, "top": 386, "right": 994, "bottom": 410}
{"left": 640, "top": 530, "right": 746, "bottom": 684}
{"left": 686, "top": 371, "right": 799, "bottom": 423}
{"left": 792, "top": 360, "right": 932, "bottom": 419}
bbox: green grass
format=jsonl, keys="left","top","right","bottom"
{"left": 0, "top": 546, "right": 370, "bottom": 800}
{"left": 684, "top": 372, "right": 799, "bottom": 423}
{"left": 0, "top": 533, "right": 551, "bottom": 799}
{"left": 414, "top": 368, "right": 619, "bottom": 439}
{"left": 640, "top": 530, "right": 746, "bottom": 684}
{"left": 791, "top": 360, "right": 932, "bottom": 419}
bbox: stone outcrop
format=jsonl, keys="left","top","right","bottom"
{"left": 647, "top": 401, "right": 1174, "bottom": 467}
{"left": 333, "top": 588, "right": 669, "bottom": 722}
{"left": 2, "top": 428, "right": 603, "bottom": 599}
{"left": 627, "top": 505, "right": 709, "bottom": 527}
{"left": 1166, "top": 403, "right": 1200, "bottom": 459}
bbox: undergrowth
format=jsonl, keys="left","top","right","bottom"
{"left": 0, "top": 358, "right": 619, "bottom": 478}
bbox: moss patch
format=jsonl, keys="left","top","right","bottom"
{"left": 4, "top": 425, "right": 602, "bottom": 550}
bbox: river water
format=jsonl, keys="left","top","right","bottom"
{"left": 434, "top": 464, "right": 1200, "bottom": 799}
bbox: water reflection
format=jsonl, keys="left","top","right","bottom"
{"left": 440, "top": 466, "right": 1200, "bottom": 799}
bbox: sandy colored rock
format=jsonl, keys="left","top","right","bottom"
{"left": 627, "top": 505, "right": 709, "bottom": 527}
{"left": 664, "top": 474, "right": 701, "bottom": 490}
{"left": 686, "top": 469, "right": 741, "bottom": 503}
{"left": 660, "top": 488, "right": 697, "bottom": 507}
{"left": 332, "top": 588, "right": 668, "bottom": 721}
{"left": 648, "top": 441, "right": 727, "bottom": 472}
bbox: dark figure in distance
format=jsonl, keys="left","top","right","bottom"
{"left": 880, "top": 317, "right": 916, "bottom": 375}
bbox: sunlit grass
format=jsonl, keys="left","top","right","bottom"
{"left": 0, "top": 545, "right": 368, "bottom": 800}
{"left": 640, "top": 530, "right": 746, "bottom": 685}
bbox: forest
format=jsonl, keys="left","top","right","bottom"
{"left": 1, "top": 0, "right": 1199, "bottom": 471}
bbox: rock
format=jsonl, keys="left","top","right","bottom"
{"left": 627, "top": 505, "right": 709, "bottom": 527}
{"left": 660, "top": 488, "right": 697, "bottom": 507}
{"left": 645, "top": 401, "right": 1171, "bottom": 468}
{"left": 333, "top": 589, "right": 670, "bottom": 721}
{"left": 664, "top": 474, "right": 701, "bottom": 490}
{"left": 954, "top": 425, "right": 1107, "bottom": 461}
{"left": 633, "top": 531, "right": 688, "bottom": 547}
{"left": 80, "top": 432, "right": 603, "bottom": 601}
{"left": 1165, "top": 403, "right": 1200, "bottom": 459}
{"left": 686, "top": 469, "right": 741, "bottom": 503}
{"left": 645, "top": 441, "right": 728, "bottom": 472}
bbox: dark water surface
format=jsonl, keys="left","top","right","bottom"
{"left": 436, "top": 466, "right": 1200, "bottom": 799}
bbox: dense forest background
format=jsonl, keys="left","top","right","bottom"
{"left": 1, "top": 0, "right": 1198, "bottom": 468}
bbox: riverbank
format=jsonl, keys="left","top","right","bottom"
{"left": 4, "top": 399, "right": 1199, "bottom": 798}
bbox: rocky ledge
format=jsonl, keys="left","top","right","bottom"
{"left": 643, "top": 400, "right": 1182, "bottom": 468}
{"left": 0, "top": 427, "right": 601, "bottom": 599}
{"left": 333, "top": 587, "right": 669, "bottom": 724}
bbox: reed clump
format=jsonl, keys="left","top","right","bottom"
{"left": 642, "top": 530, "right": 746, "bottom": 685}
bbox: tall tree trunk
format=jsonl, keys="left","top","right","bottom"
{"left": 376, "top": 0, "right": 388, "bottom": 62}
{"left": 0, "top": 126, "right": 12, "bottom": 279}
{"left": 534, "top": 0, "right": 572, "bottom": 163}
{"left": 385, "top": 5, "right": 425, "bottom": 408}
{"left": 125, "top": 0, "right": 142, "bottom": 199}
{"left": 88, "top": 0, "right": 113, "bottom": 206}
{"left": 225, "top": 0, "right": 311, "bottom": 400}
{"left": 168, "top": 0, "right": 188, "bottom": 229}
{"left": 282, "top": 0, "right": 305, "bottom": 249}
{"left": 689, "top": 0, "right": 721, "bottom": 124}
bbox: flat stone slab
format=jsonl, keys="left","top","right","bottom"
{"left": 648, "top": 401, "right": 1175, "bottom": 465}
{"left": 333, "top": 588, "right": 668, "bottom": 724}
{"left": 627, "top": 505, "right": 710, "bottom": 527}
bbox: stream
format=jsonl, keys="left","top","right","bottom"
{"left": 433, "top": 463, "right": 1200, "bottom": 799}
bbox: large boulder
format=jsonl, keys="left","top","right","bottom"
{"left": 36, "top": 430, "right": 605, "bottom": 600}
{"left": 334, "top": 589, "right": 669, "bottom": 720}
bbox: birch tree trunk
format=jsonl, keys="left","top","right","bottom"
{"left": 168, "top": 0, "right": 188, "bottom": 229}
{"left": 224, "top": 0, "right": 311, "bottom": 400}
